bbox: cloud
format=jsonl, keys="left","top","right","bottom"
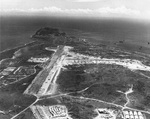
{"left": 1, "top": 6, "right": 140, "bottom": 14}
{"left": 1, "top": 6, "right": 144, "bottom": 19}
{"left": 96, "top": 6, "right": 140, "bottom": 15}
{"left": 29, "top": 7, "right": 62, "bottom": 13}
{"left": 1, "top": 7, "right": 93, "bottom": 14}
{"left": 28, "top": 7, "right": 92, "bottom": 14}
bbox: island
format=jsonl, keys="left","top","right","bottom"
{"left": 0, "top": 27, "right": 150, "bottom": 119}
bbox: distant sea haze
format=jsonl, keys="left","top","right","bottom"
{"left": 0, "top": 16, "right": 150, "bottom": 54}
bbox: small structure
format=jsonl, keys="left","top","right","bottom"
{"left": 28, "top": 57, "right": 49, "bottom": 63}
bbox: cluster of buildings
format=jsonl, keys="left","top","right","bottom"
{"left": 31, "top": 105, "right": 72, "bottom": 119}
{"left": 123, "top": 110, "right": 145, "bottom": 119}
{"left": 94, "top": 108, "right": 117, "bottom": 119}
{"left": 94, "top": 108, "right": 146, "bottom": 119}
{"left": 28, "top": 57, "right": 49, "bottom": 63}
{"left": 0, "top": 65, "right": 36, "bottom": 85}
{"left": 64, "top": 52, "right": 150, "bottom": 72}
{"left": 65, "top": 58, "right": 100, "bottom": 65}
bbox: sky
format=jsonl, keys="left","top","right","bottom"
{"left": 1, "top": 0, "right": 150, "bottom": 20}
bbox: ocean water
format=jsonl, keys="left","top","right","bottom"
{"left": 0, "top": 16, "right": 150, "bottom": 53}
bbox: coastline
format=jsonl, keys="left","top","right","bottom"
{"left": 0, "top": 41, "right": 36, "bottom": 54}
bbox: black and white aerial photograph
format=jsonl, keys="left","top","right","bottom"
{"left": 0, "top": 0, "right": 150, "bottom": 119}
